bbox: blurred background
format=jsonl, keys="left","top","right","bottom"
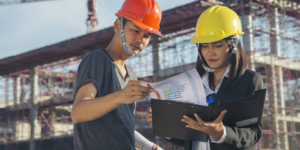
{"left": 0, "top": 0, "right": 300, "bottom": 149}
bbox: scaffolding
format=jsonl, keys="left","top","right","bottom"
{"left": 0, "top": 0, "right": 300, "bottom": 150}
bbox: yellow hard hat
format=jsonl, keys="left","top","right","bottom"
{"left": 190, "top": 5, "right": 244, "bottom": 44}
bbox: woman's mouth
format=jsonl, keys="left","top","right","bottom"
{"left": 208, "top": 59, "right": 218, "bottom": 62}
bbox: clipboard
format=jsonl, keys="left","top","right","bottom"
{"left": 151, "top": 89, "right": 266, "bottom": 141}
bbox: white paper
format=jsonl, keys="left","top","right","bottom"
{"left": 141, "top": 69, "right": 206, "bottom": 105}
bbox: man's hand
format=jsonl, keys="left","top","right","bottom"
{"left": 117, "top": 80, "right": 153, "bottom": 105}
{"left": 71, "top": 81, "right": 153, "bottom": 124}
{"left": 181, "top": 110, "right": 227, "bottom": 139}
{"left": 147, "top": 107, "right": 153, "bottom": 129}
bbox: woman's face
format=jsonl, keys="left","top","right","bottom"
{"left": 201, "top": 39, "right": 230, "bottom": 69}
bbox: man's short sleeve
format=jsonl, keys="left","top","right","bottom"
{"left": 75, "top": 50, "right": 110, "bottom": 98}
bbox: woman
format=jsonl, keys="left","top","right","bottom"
{"left": 147, "top": 5, "right": 264, "bottom": 150}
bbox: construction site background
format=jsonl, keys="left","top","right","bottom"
{"left": 0, "top": 0, "right": 300, "bottom": 150}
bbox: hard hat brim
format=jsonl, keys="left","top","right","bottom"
{"left": 131, "top": 20, "right": 161, "bottom": 36}
{"left": 190, "top": 33, "right": 244, "bottom": 44}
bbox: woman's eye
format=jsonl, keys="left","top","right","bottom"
{"left": 215, "top": 45, "right": 222, "bottom": 47}
{"left": 202, "top": 45, "right": 208, "bottom": 48}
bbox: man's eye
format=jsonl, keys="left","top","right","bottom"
{"left": 134, "top": 30, "right": 139, "bottom": 33}
{"left": 215, "top": 45, "right": 222, "bottom": 47}
{"left": 144, "top": 35, "right": 151, "bottom": 38}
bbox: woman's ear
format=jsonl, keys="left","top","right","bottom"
{"left": 114, "top": 18, "right": 121, "bottom": 34}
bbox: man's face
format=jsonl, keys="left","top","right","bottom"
{"left": 122, "top": 20, "right": 152, "bottom": 55}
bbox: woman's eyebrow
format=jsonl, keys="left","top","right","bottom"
{"left": 202, "top": 42, "right": 222, "bottom": 45}
{"left": 212, "top": 41, "right": 222, "bottom": 44}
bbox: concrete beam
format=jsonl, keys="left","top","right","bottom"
{"left": 277, "top": 115, "right": 300, "bottom": 122}
{"left": 245, "top": 52, "right": 300, "bottom": 71}
{"left": 0, "top": 95, "right": 72, "bottom": 111}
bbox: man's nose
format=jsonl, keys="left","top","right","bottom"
{"left": 136, "top": 34, "right": 144, "bottom": 43}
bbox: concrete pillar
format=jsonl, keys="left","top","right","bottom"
{"left": 267, "top": 65, "right": 280, "bottom": 149}
{"left": 242, "top": 14, "right": 255, "bottom": 71}
{"left": 269, "top": 6, "right": 281, "bottom": 56}
{"left": 269, "top": 6, "right": 289, "bottom": 150}
{"left": 152, "top": 35, "right": 162, "bottom": 82}
{"left": 29, "top": 66, "right": 38, "bottom": 150}
{"left": 13, "top": 76, "right": 21, "bottom": 105}
{"left": 20, "top": 77, "right": 26, "bottom": 102}
{"left": 48, "top": 75, "right": 55, "bottom": 135}
{"left": 47, "top": 75, "right": 53, "bottom": 94}
{"left": 290, "top": 116, "right": 297, "bottom": 150}
{"left": 291, "top": 86, "right": 298, "bottom": 150}
{"left": 4, "top": 77, "right": 10, "bottom": 150}
{"left": 11, "top": 76, "right": 20, "bottom": 145}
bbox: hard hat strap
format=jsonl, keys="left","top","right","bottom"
{"left": 197, "top": 36, "right": 239, "bottom": 73}
{"left": 225, "top": 35, "right": 239, "bottom": 53}
{"left": 120, "top": 17, "right": 136, "bottom": 57}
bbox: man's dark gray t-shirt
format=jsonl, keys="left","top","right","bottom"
{"left": 73, "top": 49, "right": 137, "bottom": 150}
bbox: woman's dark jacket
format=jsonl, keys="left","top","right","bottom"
{"left": 165, "top": 69, "right": 264, "bottom": 150}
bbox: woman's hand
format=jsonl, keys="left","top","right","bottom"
{"left": 181, "top": 110, "right": 227, "bottom": 139}
{"left": 147, "top": 107, "right": 153, "bottom": 129}
{"left": 152, "top": 145, "right": 158, "bottom": 150}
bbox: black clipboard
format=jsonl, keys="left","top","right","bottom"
{"left": 151, "top": 89, "right": 266, "bottom": 141}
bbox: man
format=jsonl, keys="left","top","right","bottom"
{"left": 71, "top": 0, "right": 162, "bottom": 149}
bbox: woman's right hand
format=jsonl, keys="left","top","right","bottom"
{"left": 147, "top": 107, "right": 153, "bottom": 129}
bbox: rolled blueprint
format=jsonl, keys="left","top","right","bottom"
{"left": 135, "top": 130, "right": 163, "bottom": 150}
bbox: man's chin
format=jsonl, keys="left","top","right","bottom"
{"left": 132, "top": 49, "right": 141, "bottom": 55}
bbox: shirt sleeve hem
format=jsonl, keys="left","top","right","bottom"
{"left": 210, "top": 125, "right": 227, "bottom": 143}
{"left": 75, "top": 79, "right": 99, "bottom": 98}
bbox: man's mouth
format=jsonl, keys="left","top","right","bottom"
{"left": 131, "top": 45, "right": 140, "bottom": 50}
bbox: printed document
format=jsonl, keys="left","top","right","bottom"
{"left": 141, "top": 69, "right": 206, "bottom": 105}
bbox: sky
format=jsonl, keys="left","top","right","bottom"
{"left": 0, "top": 0, "right": 196, "bottom": 59}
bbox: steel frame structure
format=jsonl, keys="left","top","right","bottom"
{"left": 0, "top": 0, "right": 300, "bottom": 150}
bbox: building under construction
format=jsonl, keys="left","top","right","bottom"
{"left": 0, "top": 0, "right": 300, "bottom": 149}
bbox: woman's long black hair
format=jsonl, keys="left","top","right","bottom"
{"left": 196, "top": 40, "right": 248, "bottom": 91}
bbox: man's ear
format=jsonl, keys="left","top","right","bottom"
{"left": 114, "top": 18, "right": 121, "bottom": 34}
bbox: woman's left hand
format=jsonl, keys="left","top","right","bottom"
{"left": 181, "top": 110, "right": 227, "bottom": 139}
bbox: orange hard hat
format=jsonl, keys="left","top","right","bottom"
{"left": 115, "top": 0, "right": 162, "bottom": 36}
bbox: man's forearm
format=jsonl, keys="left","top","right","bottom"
{"left": 71, "top": 92, "right": 122, "bottom": 124}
